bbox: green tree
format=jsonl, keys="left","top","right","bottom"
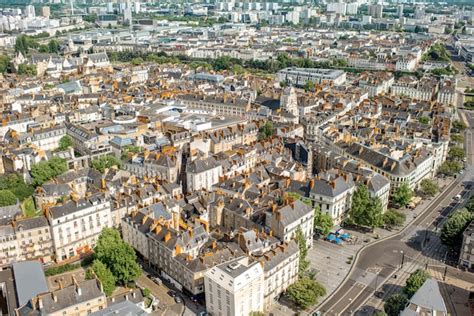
{"left": 448, "top": 147, "right": 465, "bottom": 161}
{"left": 258, "top": 121, "right": 274, "bottom": 140}
{"left": 131, "top": 57, "right": 144, "bottom": 65}
{"left": 295, "top": 227, "right": 309, "bottom": 274}
{"left": 452, "top": 120, "right": 466, "bottom": 131}
{"left": 304, "top": 80, "right": 315, "bottom": 92}
{"left": 383, "top": 209, "right": 406, "bottom": 227}
{"left": 0, "top": 55, "right": 11, "bottom": 73}
{"left": 451, "top": 134, "right": 464, "bottom": 144}
{"left": 438, "top": 160, "right": 462, "bottom": 176}
{"left": 30, "top": 157, "right": 68, "bottom": 186}
{"left": 419, "top": 179, "right": 439, "bottom": 197}
{"left": 48, "top": 39, "right": 61, "bottom": 54}
{"left": 373, "top": 311, "right": 387, "bottom": 316}
{"left": 287, "top": 191, "right": 312, "bottom": 207}
{"left": 0, "top": 190, "right": 18, "bottom": 207}
{"left": 392, "top": 184, "right": 412, "bottom": 208}
{"left": 286, "top": 278, "right": 326, "bottom": 310}
{"left": 91, "top": 155, "right": 122, "bottom": 173}
{"left": 384, "top": 294, "right": 408, "bottom": 316}
{"left": 0, "top": 173, "right": 34, "bottom": 201}
{"left": 404, "top": 269, "right": 430, "bottom": 298}
{"left": 86, "top": 260, "right": 116, "bottom": 296}
{"left": 313, "top": 207, "right": 333, "bottom": 235}
{"left": 94, "top": 228, "right": 141, "bottom": 285}
{"left": 58, "top": 135, "right": 73, "bottom": 151}
{"left": 350, "top": 185, "right": 383, "bottom": 230}
{"left": 418, "top": 116, "right": 430, "bottom": 124}
{"left": 441, "top": 209, "right": 474, "bottom": 246}
{"left": 17, "top": 64, "right": 37, "bottom": 76}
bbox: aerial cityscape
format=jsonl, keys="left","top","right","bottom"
{"left": 0, "top": 0, "right": 473, "bottom": 315}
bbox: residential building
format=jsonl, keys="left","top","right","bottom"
{"left": 277, "top": 68, "right": 346, "bottom": 86}
{"left": 460, "top": 221, "right": 474, "bottom": 270}
{"left": 205, "top": 256, "right": 264, "bottom": 316}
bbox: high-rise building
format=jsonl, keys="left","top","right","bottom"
{"left": 397, "top": 4, "right": 404, "bottom": 18}
{"left": 205, "top": 257, "right": 264, "bottom": 316}
{"left": 327, "top": 2, "right": 347, "bottom": 15}
{"left": 368, "top": 4, "right": 383, "bottom": 18}
{"left": 346, "top": 3, "right": 359, "bottom": 15}
{"left": 24, "top": 5, "right": 35, "bottom": 18}
{"left": 41, "top": 6, "right": 51, "bottom": 18}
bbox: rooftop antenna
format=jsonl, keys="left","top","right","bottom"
{"left": 70, "top": 0, "right": 74, "bottom": 16}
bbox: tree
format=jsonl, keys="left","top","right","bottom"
{"left": 17, "top": 64, "right": 37, "bottom": 76}
{"left": 94, "top": 228, "right": 141, "bottom": 285}
{"left": 287, "top": 191, "right": 312, "bottom": 207}
{"left": 383, "top": 209, "right": 406, "bottom": 227}
{"left": 313, "top": 207, "right": 333, "bottom": 235}
{"left": 0, "top": 173, "right": 34, "bottom": 201}
{"left": 131, "top": 57, "right": 144, "bottom": 65}
{"left": 384, "top": 294, "right": 408, "bottom": 316}
{"left": 30, "top": 157, "right": 68, "bottom": 186}
{"left": 419, "top": 179, "right": 438, "bottom": 197}
{"left": 258, "top": 121, "right": 274, "bottom": 140}
{"left": 0, "top": 55, "right": 11, "bottom": 73}
{"left": 452, "top": 120, "right": 466, "bottom": 131}
{"left": 392, "top": 184, "right": 412, "bottom": 208}
{"left": 86, "top": 260, "right": 116, "bottom": 296}
{"left": 373, "top": 311, "right": 387, "bottom": 316}
{"left": 286, "top": 278, "right": 326, "bottom": 310}
{"left": 304, "top": 80, "right": 315, "bottom": 92}
{"left": 0, "top": 190, "right": 17, "bottom": 207}
{"left": 91, "top": 155, "right": 122, "bottom": 173}
{"left": 295, "top": 227, "right": 309, "bottom": 274}
{"left": 418, "top": 116, "right": 430, "bottom": 124}
{"left": 448, "top": 147, "right": 465, "bottom": 161}
{"left": 350, "top": 185, "right": 383, "bottom": 230}
{"left": 440, "top": 209, "right": 473, "bottom": 246}
{"left": 48, "top": 39, "right": 61, "bottom": 54}
{"left": 451, "top": 134, "right": 464, "bottom": 144}
{"left": 404, "top": 269, "right": 430, "bottom": 298}
{"left": 438, "top": 160, "right": 462, "bottom": 176}
{"left": 58, "top": 135, "right": 73, "bottom": 151}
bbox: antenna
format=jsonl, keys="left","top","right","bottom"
{"left": 70, "top": 0, "right": 74, "bottom": 16}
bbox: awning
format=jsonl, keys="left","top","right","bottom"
{"left": 327, "top": 234, "right": 336, "bottom": 241}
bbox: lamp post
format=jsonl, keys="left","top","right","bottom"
{"left": 400, "top": 251, "right": 405, "bottom": 269}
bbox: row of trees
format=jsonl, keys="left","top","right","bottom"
{"left": 384, "top": 269, "right": 430, "bottom": 316}
{"left": 15, "top": 35, "right": 61, "bottom": 56}
{"left": 439, "top": 130, "right": 466, "bottom": 176}
{"left": 86, "top": 228, "right": 141, "bottom": 296}
{"left": 441, "top": 208, "right": 473, "bottom": 246}
{"left": 30, "top": 157, "right": 68, "bottom": 186}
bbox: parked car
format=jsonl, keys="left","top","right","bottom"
{"left": 174, "top": 296, "right": 183, "bottom": 304}
{"left": 151, "top": 277, "right": 162, "bottom": 285}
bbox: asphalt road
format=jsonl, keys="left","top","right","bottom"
{"left": 316, "top": 120, "right": 474, "bottom": 315}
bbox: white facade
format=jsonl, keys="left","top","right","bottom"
{"left": 48, "top": 196, "right": 112, "bottom": 261}
{"left": 205, "top": 257, "right": 264, "bottom": 316}
{"left": 277, "top": 67, "right": 346, "bottom": 86}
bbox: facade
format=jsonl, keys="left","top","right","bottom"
{"left": 277, "top": 68, "right": 346, "bottom": 86}
{"left": 47, "top": 194, "right": 112, "bottom": 261}
{"left": 14, "top": 217, "right": 54, "bottom": 263}
{"left": 186, "top": 157, "right": 223, "bottom": 193}
{"left": 205, "top": 256, "right": 264, "bottom": 316}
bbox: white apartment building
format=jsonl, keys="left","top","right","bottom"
{"left": 205, "top": 256, "right": 264, "bottom": 316}
{"left": 395, "top": 57, "right": 417, "bottom": 72}
{"left": 0, "top": 225, "right": 19, "bottom": 267}
{"left": 186, "top": 156, "right": 223, "bottom": 193}
{"left": 47, "top": 194, "right": 112, "bottom": 261}
{"left": 309, "top": 176, "right": 355, "bottom": 225}
{"left": 270, "top": 199, "right": 314, "bottom": 249}
{"left": 277, "top": 68, "right": 346, "bottom": 86}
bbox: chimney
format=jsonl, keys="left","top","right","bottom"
{"left": 330, "top": 181, "right": 336, "bottom": 189}
{"left": 38, "top": 297, "right": 43, "bottom": 309}
{"left": 52, "top": 292, "right": 58, "bottom": 303}
{"left": 309, "top": 179, "right": 315, "bottom": 189}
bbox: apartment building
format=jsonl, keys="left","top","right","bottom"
{"left": 0, "top": 225, "right": 18, "bottom": 267}
{"left": 14, "top": 216, "right": 54, "bottom": 264}
{"left": 178, "top": 95, "right": 251, "bottom": 117}
{"left": 47, "top": 193, "right": 112, "bottom": 261}
{"left": 358, "top": 72, "right": 394, "bottom": 97}
{"left": 186, "top": 156, "right": 223, "bottom": 193}
{"left": 205, "top": 256, "right": 265, "bottom": 316}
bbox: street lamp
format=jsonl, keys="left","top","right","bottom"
{"left": 400, "top": 251, "right": 405, "bottom": 269}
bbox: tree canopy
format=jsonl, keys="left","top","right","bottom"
{"left": 419, "top": 179, "right": 439, "bottom": 197}
{"left": 383, "top": 209, "right": 406, "bottom": 227}
{"left": 94, "top": 228, "right": 141, "bottom": 285}
{"left": 286, "top": 277, "right": 326, "bottom": 310}
{"left": 392, "top": 184, "right": 412, "bottom": 208}
{"left": 313, "top": 207, "right": 333, "bottom": 235}
{"left": 86, "top": 260, "right": 116, "bottom": 296}
{"left": 0, "top": 173, "right": 34, "bottom": 201}
{"left": 58, "top": 135, "right": 74, "bottom": 151}
{"left": 448, "top": 147, "right": 465, "bottom": 161}
{"left": 258, "top": 121, "right": 274, "bottom": 140}
{"left": 350, "top": 185, "right": 384, "bottom": 230}
{"left": 30, "top": 157, "right": 68, "bottom": 187}
{"left": 441, "top": 209, "right": 473, "bottom": 246}
{"left": 404, "top": 269, "right": 430, "bottom": 298}
{"left": 0, "top": 190, "right": 18, "bottom": 207}
{"left": 91, "top": 155, "right": 122, "bottom": 173}
{"left": 384, "top": 294, "right": 408, "bottom": 316}
{"left": 295, "top": 227, "right": 310, "bottom": 274}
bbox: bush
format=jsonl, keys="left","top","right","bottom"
{"left": 383, "top": 209, "right": 406, "bottom": 227}
{"left": 142, "top": 288, "right": 151, "bottom": 298}
{"left": 404, "top": 269, "right": 430, "bottom": 298}
{"left": 45, "top": 263, "right": 80, "bottom": 276}
{"left": 384, "top": 294, "right": 408, "bottom": 316}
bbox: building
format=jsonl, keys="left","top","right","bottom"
{"left": 14, "top": 216, "right": 54, "bottom": 264}
{"left": 460, "top": 221, "right": 474, "bottom": 270}
{"left": 368, "top": 4, "right": 383, "bottom": 18}
{"left": 186, "top": 156, "right": 223, "bottom": 193}
{"left": 277, "top": 68, "right": 346, "bottom": 87}
{"left": 204, "top": 256, "right": 264, "bottom": 316}
{"left": 47, "top": 193, "right": 112, "bottom": 261}
{"left": 401, "top": 278, "right": 447, "bottom": 316}
{"left": 41, "top": 6, "right": 51, "bottom": 17}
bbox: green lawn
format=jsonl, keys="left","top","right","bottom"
{"left": 21, "top": 197, "right": 40, "bottom": 218}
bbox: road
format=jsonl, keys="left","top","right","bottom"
{"left": 315, "top": 115, "right": 474, "bottom": 315}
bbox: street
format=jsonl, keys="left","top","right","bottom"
{"left": 313, "top": 105, "right": 474, "bottom": 315}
